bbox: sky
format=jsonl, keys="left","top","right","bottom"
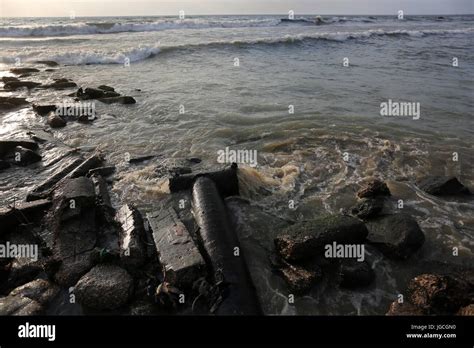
{"left": 1, "top": 0, "right": 473, "bottom": 17}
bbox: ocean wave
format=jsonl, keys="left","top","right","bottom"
{"left": 4, "top": 28, "right": 472, "bottom": 66}
{"left": 0, "top": 18, "right": 281, "bottom": 37}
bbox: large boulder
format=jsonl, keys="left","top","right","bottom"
{"left": 9, "top": 279, "right": 60, "bottom": 305}
{"left": 74, "top": 264, "right": 134, "bottom": 310}
{"left": 115, "top": 204, "right": 146, "bottom": 269}
{"left": 8, "top": 146, "right": 42, "bottom": 166}
{"left": 407, "top": 274, "right": 472, "bottom": 314}
{"left": 0, "top": 138, "right": 38, "bottom": 157}
{"left": 4, "top": 81, "right": 41, "bottom": 90}
{"left": 10, "top": 67, "right": 40, "bottom": 75}
{"left": 0, "top": 295, "right": 43, "bottom": 315}
{"left": 417, "top": 176, "right": 470, "bottom": 196}
{"left": 274, "top": 215, "right": 368, "bottom": 262}
{"left": 366, "top": 213, "right": 425, "bottom": 259}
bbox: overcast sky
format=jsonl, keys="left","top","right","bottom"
{"left": 1, "top": 0, "right": 473, "bottom": 17}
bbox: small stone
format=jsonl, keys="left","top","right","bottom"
{"left": 47, "top": 113, "right": 66, "bottom": 128}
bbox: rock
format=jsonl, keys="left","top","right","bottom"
{"left": 0, "top": 138, "right": 38, "bottom": 157}
{"left": 338, "top": 259, "right": 375, "bottom": 288}
{"left": 98, "top": 96, "right": 136, "bottom": 104}
{"left": 274, "top": 215, "right": 368, "bottom": 262}
{"left": 9, "top": 279, "right": 60, "bottom": 305}
{"left": 366, "top": 213, "right": 425, "bottom": 259}
{"left": 88, "top": 166, "right": 115, "bottom": 177}
{"left": 77, "top": 87, "right": 105, "bottom": 100}
{"left": 0, "top": 96, "right": 29, "bottom": 111}
{"left": 357, "top": 178, "right": 391, "bottom": 198}
{"left": 47, "top": 113, "right": 66, "bottom": 128}
{"left": 386, "top": 301, "right": 425, "bottom": 316}
{"left": 1, "top": 76, "right": 19, "bottom": 83}
{"left": 129, "top": 155, "right": 156, "bottom": 164}
{"left": 0, "top": 160, "right": 10, "bottom": 170}
{"left": 75, "top": 264, "right": 134, "bottom": 310}
{"left": 91, "top": 174, "right": 112, "bottom": 208}
{"left": 98, "top": 85, "right": 115, "bottom": 92}
{"left": 42, "top": 81, "right": 77, "bottom": 90}
{"left": 0, "top": 199, "right": 51, "bottom": 234}
{"left": 52, "top": 176, "right": 96, "bottom": 221}
{"left": 35, "top": 60, "right": 59, "bottom": 67}
{"left": 32, "top": 103, "right": 57, "bottom": 116}
{"left": 187, "top": 157, "right": 202, "bottom": 164}
{"left": 10, "top": 67, "right": 40, "bottom": 75}
{"left": 277, "top": 262, "right": 321, "bottom": 294}
{"left": 4, "top": 81, "right": 42, "bottom": 90}
{"left": 0, "top": 295, "right": 43, "bottom": 315}
{"left": 350, "top": 197, "right": 384, "bottom": 220}
{"left": 147, "top": 208, "right": 206, "bottom": 287}
{"left": 9, "top": 146, "right": 42, "bottom": 166}
{"left": 116, "top": 204, "right": 146, "bottom": 269}
{"left": 457, "top": 304, "right": 474, "bottom": 316}
{"left": 417, "top": 176, "right": 470, "bottom": 196}
{"left": 407, "top": 274, "right": 472, "bottom": 314}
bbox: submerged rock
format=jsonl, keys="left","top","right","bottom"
{"left": 357, "top": 178, "right": 391, "bottom": 198}
{"left": 35, "top": 60, "right": 59, "bottom": 67}
{"left": 75, "top": 264, "right": 134, "bottom": 310}
{"left": 417, "top": 176, "right": 470, "bottom": 196}
{"left": 338, "top": 259, "right": 375, "bottom": 288}
{"left": 350, "top": 197, "right": 384, "bottom": 220}
{"left": 407, "top": 273, "right": 472, "bottom": 314}
{"left": 274, "top": 215, "right": 368, "bottom": 262}
{"left": 32, "top": 103, "right": 57, "bottom": 116}
{"left": 47, "top": 113, "right": 66, "bottom": 128}
{"left": 98, "top": 96, "right": 136, "bottom": 104}
{"left": 276, "top": 261, "right": 322, "bottom": 295}
{"left": 366, "top": 213, "right": 425, "bottom": 259}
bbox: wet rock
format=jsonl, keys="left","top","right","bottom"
{"left": 338, "top": 259, "right": 375, "bottom": 288}
{"left": 147, "top": 208, "right": 206, "bottom": 287}
{"left": 386, "top": 301, "right": 425, "bottom": 316}
{"left": 98, "top": 85, "right": 115, "bottom": 92}
{"left": 75, "top": 264, "right": 134, "bottom": 310}
{"left": 91, "top": 174, "right": 112, "bottom": 208}
{"left": 0, "top": 160, "right": 10, "bottom": 170}
{"left": 98, "top": 96, "right": 136, "bottom": 104}
{"left": 32, "top": 103, "right": 57, "bottom": 116}
{"left": 47, "top": 113, "right": 66, "bottom": 128}
{"left": 457, "top": 304, "right": 474, "bottom": 316}
{"left": 9, "top": 146, "right": 42, "bottom": 166}
{"left": 0, "top": 199, "right": 51, "bottom": 234}
{"left": 0, "top": 295, "right": 43, "bottom": 315}
{"left": 0, "top": 138, "right": 39, "bottom": 157}
{"left": 4, "top": 81, "right": 41, "bottom": 90}
{"left": 9, "top": 279, "right": 60, "bottom": 305}
{"left": 274, "top": 215, "right": 368, "bottom": 262}
{"left": 357, "top": 178, "right": 391, "bottom": 198}
{"left": 10, "top": 67, "right": 40, "bottom": 75}
{"left": 350, "top": 197, "right": 384, "bottom": 220}
{"left": 407, "top": 274, "right": 472, "bottom": 314}
{"left": 417, "top": 176, "right": 470, "bottom": 196}
{"left": 68, "top": 152, "right": 104, "bottom": 178}
{"left": 187, "top": 157, "right": 202, "bottom": 164}
{"left": 366, "top": 213, "right": 425, "bottom": 259}
{"left": 35, "top": 60, "right": 59, "bottom": 67}
{"left": 53, "top": 176, "right": 96, "bottom": 221}
{"left": 76, "top": 87, "right": 105, "bottom": 100}
{"left": 0, "top": 96, "right": 29, "bottom": 111}
{"left": 116, "top": 204, "right": 146, "bottom": 269}
{"left": 277, "top": 262, "right": 321, "bottom": 295}
{"left": 88, "top": 166, "right": 115, "bottom": 177}
{"left": 129, "top": 155, "right": 156, "bottom": 164}
{"left": 1, "top": 76, "right": 19, "bottom": 83}
{"left": 42, "top": 80, "right": 77, "bottom": 90}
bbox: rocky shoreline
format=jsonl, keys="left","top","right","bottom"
{"left": 0, "top": 63, "right": 473, "bottom": 316}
